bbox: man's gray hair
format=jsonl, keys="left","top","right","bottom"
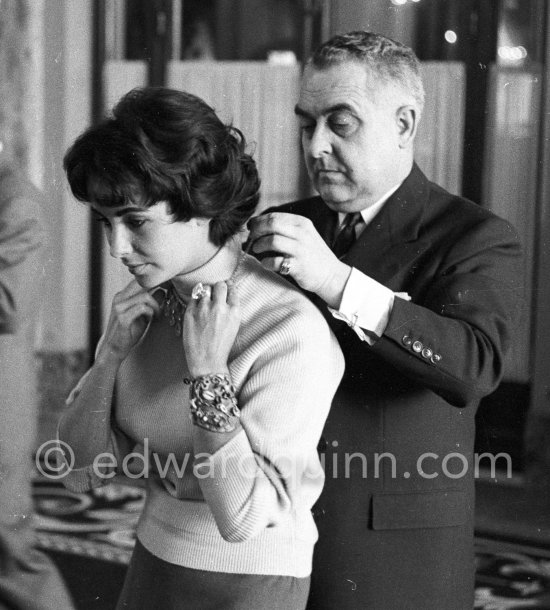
{"left": 309, "top": 31, "right": 425, "bottom": 116}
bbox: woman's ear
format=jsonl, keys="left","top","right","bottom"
{"left": 396, "top": 105, "right": 418, "bottom": 148}
{"left": 191, "top": 216, "right": 211, "bottom": 227}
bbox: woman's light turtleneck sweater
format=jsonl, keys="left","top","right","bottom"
{"left": 62, "top": 240, "right": 344, "bottom": 577}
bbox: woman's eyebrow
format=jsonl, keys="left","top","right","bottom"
{"left": 115, "top": 207, "right": 147, "bottom": 217}
{"left": 91, "top": 206, "right": 148, "bottom": 219}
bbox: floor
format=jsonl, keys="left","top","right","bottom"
{"left": 475, "top": 477, "right": 550, "bottom": 609}
{"left": 33, "top": 472, "right": 550, "bottom": 609}
{"left": 476, "top": 475, "right": 550, "bottom": 547}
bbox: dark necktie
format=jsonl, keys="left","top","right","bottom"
{"left": 331, "top": 212, "right": 363, "bottom": 258}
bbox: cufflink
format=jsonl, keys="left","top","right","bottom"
{"left": 395, "top": 292, "right": 411, "bottom": 301}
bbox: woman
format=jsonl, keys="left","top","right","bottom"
{"left": 58, "top": 87, "right": 344, "bottom": 609}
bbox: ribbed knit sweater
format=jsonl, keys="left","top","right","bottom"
{"left": 62, "top": 243, "right": 344, "bottom": 578}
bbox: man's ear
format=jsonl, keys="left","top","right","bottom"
{"left": 396, "top": 105, "right": 418, "bottom": 148}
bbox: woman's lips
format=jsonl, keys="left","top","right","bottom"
{"left": 126, "top": 263, "right": 148, "bottom": 275}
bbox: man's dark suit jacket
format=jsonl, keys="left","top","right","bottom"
{"left": 274, "top": 164, "right": 523, "bottom": 610}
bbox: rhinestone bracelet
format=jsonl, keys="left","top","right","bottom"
{"left": 184, "top": 373, "right": 241, "bottom": 433}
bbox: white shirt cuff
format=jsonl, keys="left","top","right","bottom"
{"left": 328, "top": 267, "right": 408, "bottom": 345}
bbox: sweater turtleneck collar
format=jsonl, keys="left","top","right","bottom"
{"left": 169, "top": 236, "right": 244, "bottom": 301}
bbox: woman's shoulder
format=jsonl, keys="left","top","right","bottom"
{"left": 240, "top": 255, "right": 313, "bottom": 308}
{"left": 236, "top": 254, "right": 336, "bottom": 338}
{"left": 229, "top": 255, "right": 344, "bottom": 386}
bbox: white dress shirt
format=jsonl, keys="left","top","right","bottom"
{"left": 327, "top": 184, "right": 411, "bottom": 344}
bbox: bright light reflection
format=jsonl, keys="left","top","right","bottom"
{"left": 391, "top": 0, "right": 408, "bottom": 5}
{"left": 444, "top": 30, "right": 458, "bottom": 44}
{"left": 498, "top": 45, "right": 528, "bottom": 61}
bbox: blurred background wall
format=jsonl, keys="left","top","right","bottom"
{"left": 0, "top": 0, "right": 93, "bottom": 438}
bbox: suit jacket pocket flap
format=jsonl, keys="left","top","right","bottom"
{"left": 372, "top": 490, "right": 468, "bottom": 530}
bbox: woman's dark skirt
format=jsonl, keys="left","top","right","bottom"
{"left": 116, "top": 539, "right": 310, "bottom": 610}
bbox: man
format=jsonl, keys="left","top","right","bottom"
{"left": 248, "top": 31, "right": 522, "bottom": 609}
{"left": 0, "top": 156, "right": 74, "bottom": 609}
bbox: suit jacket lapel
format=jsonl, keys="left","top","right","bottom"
{"left": 305, "top": 197, "right": 337, "bottom": 246}
{"left": 343, "top": 164, "right": 430, "bottom": 289}
{"left": 279, "top": 164, "right": 431, "bottom": 294}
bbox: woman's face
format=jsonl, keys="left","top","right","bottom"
{"left": 92, "top": 200, "right": 216, "bottom": 289}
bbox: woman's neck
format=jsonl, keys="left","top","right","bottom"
{"left": 170, "top": 236, "right": 243, "bottom": 298}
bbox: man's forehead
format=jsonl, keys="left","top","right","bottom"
{"left": 298, "top": 62, "right": 376, "bottom": 109}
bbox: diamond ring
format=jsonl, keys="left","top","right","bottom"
{"left": 191, "top": 282, "right": 212, "bottom": 300}
{"left": 279, "top": 257, "right": 291, "bottom": 276}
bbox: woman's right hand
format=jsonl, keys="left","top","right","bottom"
{"left": 97, "top": 280, "right": 160, "bottom": 363}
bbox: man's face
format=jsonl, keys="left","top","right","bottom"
{"left": 296, "top": 62, "right": 406, "bottom": 213}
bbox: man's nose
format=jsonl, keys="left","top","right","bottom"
{"left": 308, "top": 124, "right": 332, "bottom": 159}
{"left": 108, "top": 225, "right": 132, "bottom": 259}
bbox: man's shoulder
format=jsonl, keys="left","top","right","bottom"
{"left": 425, "top": 179, "right": 517, "bottom": 239}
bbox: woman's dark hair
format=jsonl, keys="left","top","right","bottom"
{"left": 63, "top": 87, "right": 260, "bottom": 246}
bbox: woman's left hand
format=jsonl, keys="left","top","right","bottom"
{"left": 183, "top": 281, "right": 241, "bottom": 378}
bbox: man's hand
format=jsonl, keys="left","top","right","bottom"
{"left": 247, "top": 212, "right": 352, "bottom": 309}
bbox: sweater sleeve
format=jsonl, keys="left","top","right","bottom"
{"left": 194, "top": 307, "right": 344, "bottom": 543}
{"left": 57, "top": 340, "right": 136, "bottom": 493}
{"left": 57, "top": 421, "right": 135, "bottom": 493}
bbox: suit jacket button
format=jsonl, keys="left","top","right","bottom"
{"left": 421, "top": 347, "right": 433, "bottom": 359}
{"left": 431, "top": 353, "right": 442, "bottom": 364}
{"left": 402, "top": 334, "right": 413, "bottom": 346}
{"left": 412, "top": 340, "right": 423, "bottom": 353}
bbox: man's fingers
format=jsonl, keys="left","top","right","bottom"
{"left": 258, "top": 255, "right": 289, "bottom": 275}
{"left": 249, "top": 232, "right": 295, "bottom": 256}
{"left": 248, "top": 212, "right": 306, "bottom": 239}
